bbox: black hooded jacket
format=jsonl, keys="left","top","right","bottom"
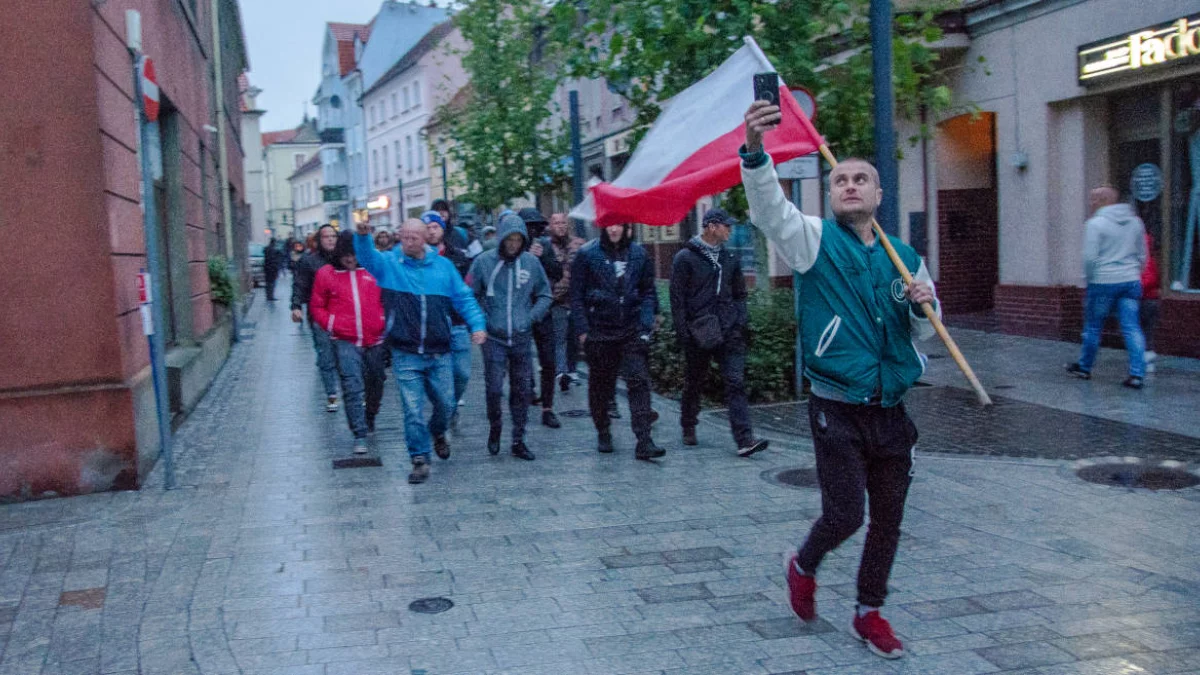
{"left": 669, "top": 236, "right": 748, "bottom": 346}
{"left": 291, "top": 246, "right": 338, "bottom": 312}
{"left": 570, "top": 225, "right": 658, "bottom": 343}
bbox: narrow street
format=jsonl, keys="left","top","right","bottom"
{"left": 1, "top": 292, "right": 1198, "bottom": 675}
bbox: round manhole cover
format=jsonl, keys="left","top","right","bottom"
{"left": 762, "top": 467, "right": 819, "bottom": 489}
{"left": 560, "top": 409, "right": 591, "bottom": 418}
{"left": 408, "top": 597, "right": 454, "bottom": 614}
{"left": 1076, "top": 463, "right": 1200, "bottom": 490}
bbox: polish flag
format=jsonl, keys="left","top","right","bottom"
{"left": 570, "top": 37, "right": 823, "bottom": 228}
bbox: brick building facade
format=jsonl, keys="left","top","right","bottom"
{"left": 0, "top": 0, "right": 249, "bottom": 499}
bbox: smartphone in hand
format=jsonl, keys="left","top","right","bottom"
{"left": 753, "top": 72, "right": 780, "bottom": 107}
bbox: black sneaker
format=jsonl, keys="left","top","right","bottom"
{"left": 434, "top": 435, "right": 451, "bottom": 460}
{"left": 682, "top": 428, "right": 698, "bottom": 446}
{"left": 487, "top": 427, "right": 501, "bottom": 455}
{"left": 1122, "top": 376, "right": 1144, "bottom": 390}
{"left": 530, "top": 394, "right": 542, "bottom": 407}
{"left": 542, "top": 411, "right": 561, "bottom": 429}
{"left": 650, "top": 409, "right": 659, "bottom": 423}
{"left": 597, "top": 431, "right": 614, "bottom": 454}
{"left": 408, "top": 456, "right": 430, "bottom": 484}
{"left": 511, "top": 441, "right": 536, "bottom": 461}
{"left": 737, "top": 438, "right": 770, "bottom": 458}
{"left": 635, "top": 439, "right": 666, "bottom": 461}
{"left": 559, "top": 374, "right": 570, "bottom": 393}
{"left": 607, "top": 401, "right": 621, "bottom": 419}
{"left": 1065, "top": 362, "right": 1091, "bottom": 380}
{"left": 366, "top": 415, "right": 376, "bottom": 434}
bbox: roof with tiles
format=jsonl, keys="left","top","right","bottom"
{"left": 362, "top": 21, "right": 456, "bottom": 98}
{"left": 329, "top": 22, "right": 372, "bottom": 77}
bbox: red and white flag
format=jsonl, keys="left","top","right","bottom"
{"left": 570, "top": 37, "right": 823, "bottom": 228}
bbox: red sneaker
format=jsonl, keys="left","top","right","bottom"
{"left": 851, "top": 610, "right": 905, "bottom": 659}
{"left": 785, "top": 554, "right": 817, "bottom": 622}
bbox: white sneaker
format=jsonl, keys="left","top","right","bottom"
{"left": 1145, "top": 351, "right": 1157, "bottom": 374}
{"left": 326, "top": 396, "right": 339, "bottom": 412}
{"left": 352, "top": 439, "right": 368, "bottom": 454}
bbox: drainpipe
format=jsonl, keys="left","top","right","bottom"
{"left": 211, "top": 0, "right": 239, "bottom": 339}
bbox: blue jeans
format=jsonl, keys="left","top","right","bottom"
{"left": 333, "top": 341, "right": 388, "bottom": 439}
{"left": 450, "top": 325, "right": 472, "bottom": 405}
{"left": 310, "top": 323, "right": 340, "bottom": 397}
{"left": 1079, "top": 281, "right": 1146, "bottom": 378}
{"left": 551, "top": 305, "right": 571, "bottom": 376}
{"left": 483, "top": 333, "right": 534, "bottom": 442}
{"left": 393, "top": 350, "right": 454, "bottom": 459}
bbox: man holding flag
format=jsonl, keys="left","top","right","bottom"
{"left": 740, "top": 99, "right": 938, "bottom": 660}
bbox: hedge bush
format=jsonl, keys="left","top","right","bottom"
{"left": 207, "top": 256, "right": 236, "bottom": 306}
{"left": 649, "top": 281, "right": 797, "bottom": 404}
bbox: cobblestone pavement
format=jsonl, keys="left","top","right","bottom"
{"left": 1, "top": 294, "right": 1199, "bottom": 675}
{"left": 713, "top": 386, "right": 1200, "bottom": 461}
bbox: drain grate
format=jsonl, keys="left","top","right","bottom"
{"left": 1076, "top": 462, "right": 1199, "bottom": 490}
{"left": 560, "top": 409, "right": 591, "bottom": 418}
{"left": 408, "top": 597, "right": 454, "bottom": 614}
{"left": 763, "top": 467, "right": 820, "bottom": 489}
{"left": 332, "top": 456, "right": 383, "bottom": 469}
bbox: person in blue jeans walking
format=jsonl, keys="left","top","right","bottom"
{"left": 1066, "top": 186, "right": 1148, "bottom": 389}
{"left": 354, "top": 218, "right": 486, "bottom": 484}
{"left": 291, "top": 225, "right": 341, "bottom": 412}
{"left": 423, "top": 210, "right": 474, "bottom": 424}
{"left": 466, "top": 213, "right": 553, "bottom": 460}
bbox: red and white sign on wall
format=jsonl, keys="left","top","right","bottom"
{"left": 139, "top": 56, "right": 160, "bottom": 122}
{"left": 137, "top": 270, "right": 153, "bottom": 335}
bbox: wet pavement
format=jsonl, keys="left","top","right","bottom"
{"left": 1, "top": 293, "right": 1199, "bottom": 675}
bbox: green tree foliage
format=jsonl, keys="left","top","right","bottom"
{"left": 439, "top": 0, "right": 570, "bottom": 211}
{"left": 549, "top": 0, "right": 963, "bottom": 159}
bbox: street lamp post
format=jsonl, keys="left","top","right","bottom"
{"left": 870, "top": 0, "right": 899, "bottom": 237}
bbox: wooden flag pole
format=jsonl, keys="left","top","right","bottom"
{"left": 817, "top": 144, "right": 993, "bottom": 406}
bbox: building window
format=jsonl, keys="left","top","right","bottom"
{"left": 406, "top": 136, "right": 414, "bottom": 175}
{"left": 330, "top": 95, "right": 342, "bottom": 109}
{"left": 1170, "top": 82, "right": 1200, "bottom": 290}
{"left": 391, "top": 92, "right": 399, "bottom": 118}
{"left": 294, "top": 153, "right": 306, "bottom": 169}
{"left": 403, "top": 86, "right": 411, "bottom": 111}
{"left": 612, "top": 104, "right": 623, "bottom": 121}
{"left": 417, "top": 137, "right": 425, "bottom": 171}
{"left": 370, "top": 105, "right": 377, "bottom": 127}
{"left": 413, "top": 82, "right": 421, "bottom": 109}
{"left": 394, "top": 140, "right": 401, "bottom": 174}
{"left": 382, "top": 145, "right": 389, "bottom": 182}
{"left": 372, "top": 149, "right": 379, "bottom": 185}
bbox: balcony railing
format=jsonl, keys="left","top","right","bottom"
{"left": 319, "top": 128, "right": 345, "bottom": 145}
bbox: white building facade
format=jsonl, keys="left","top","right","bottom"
{"left": 362, "top": 22, "right": 467, "bottom": 227}
{"left": 289, "top": 155, "right": 325, "bottom": 238}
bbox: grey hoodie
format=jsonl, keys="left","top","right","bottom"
{"left": 466, "top": 214, "right": 553, "bottom": 344}
{"left": 1083, "top": 203, "right": 1147, "bottom": 285}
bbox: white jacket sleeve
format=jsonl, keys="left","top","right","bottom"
{"left": 741, "top": 154, "right": 823, "bottom": 273}
{"left": 908, "top": 259, "right": 941, "bottom": 341}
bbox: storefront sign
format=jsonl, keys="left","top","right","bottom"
{"left": 1079, "top": 14, "right": 1200, "bottom": 84}
{"left": 367, "top": 195, "right": 390, "bottom": 211}
{"left": 1130, "top": 163, "right": 1163, "bottom": 202}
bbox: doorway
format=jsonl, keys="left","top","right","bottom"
{"left": 935, "top": 112, "right": 1000, "bottom": 316}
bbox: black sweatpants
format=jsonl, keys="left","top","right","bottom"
{"left": 585, "top": 338, "right": 653, "bottom": 442}
{"left": 796, "top": 395, "right": 917, "bottom": 608}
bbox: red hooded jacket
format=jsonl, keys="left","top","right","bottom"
{"left": 1142, "top": 234, "right": 1159, "bottom": 300}
{"left": 310, "top": 265, "right": 386, "bottom": 347}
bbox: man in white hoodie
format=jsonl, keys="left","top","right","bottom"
{"left": 1066, "top": 186, "right": 1148, "bottom": 389}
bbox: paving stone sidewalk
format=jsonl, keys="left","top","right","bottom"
{"left": 1, "top": 294, "right": 1198, "bottom": 675}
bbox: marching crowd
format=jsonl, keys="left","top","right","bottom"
{"left": 280, "top": 198, "right": 773, "bottom": 486}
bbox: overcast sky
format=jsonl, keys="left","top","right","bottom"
{"left": 240, "top": 0, "right": 450, "bottom": 132}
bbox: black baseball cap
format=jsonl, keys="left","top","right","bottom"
{"left": 702, "top": 208, "right": 735, "bottom": 227}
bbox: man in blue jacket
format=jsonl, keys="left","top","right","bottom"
{"left": 354, "top": 218, "right": 487, "bottom": 485}
{"left": 570, "top": 222, "right": 666, "bottom": 461}
{"left": 466, "top": 213, "right": 553, "bottom": 460}
{"left": 740, "top": 100, "right": 940, "bottom": 660}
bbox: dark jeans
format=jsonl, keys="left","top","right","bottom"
{"left": 565, "top": 312, "right": 580, "bottom": 374}
{"left": 796, "top": 395, "right": 917, "bottom": 608}
{"left": 532, "top": 319, "right": 556, "bottom": 410}
{"left": 681, "top": 339, "right": 753, "bottom": 446}
{"left": 265, "top": 270, "right": 279, "bottom": 300}
{"left": 333, "top": 341, "right": 388, "bottom": 439}
{"left": 586, "top": 337, "right": 653, "bottom": 441}
{"left": 483, "top": 333, "right": 534, "bottom": 442}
